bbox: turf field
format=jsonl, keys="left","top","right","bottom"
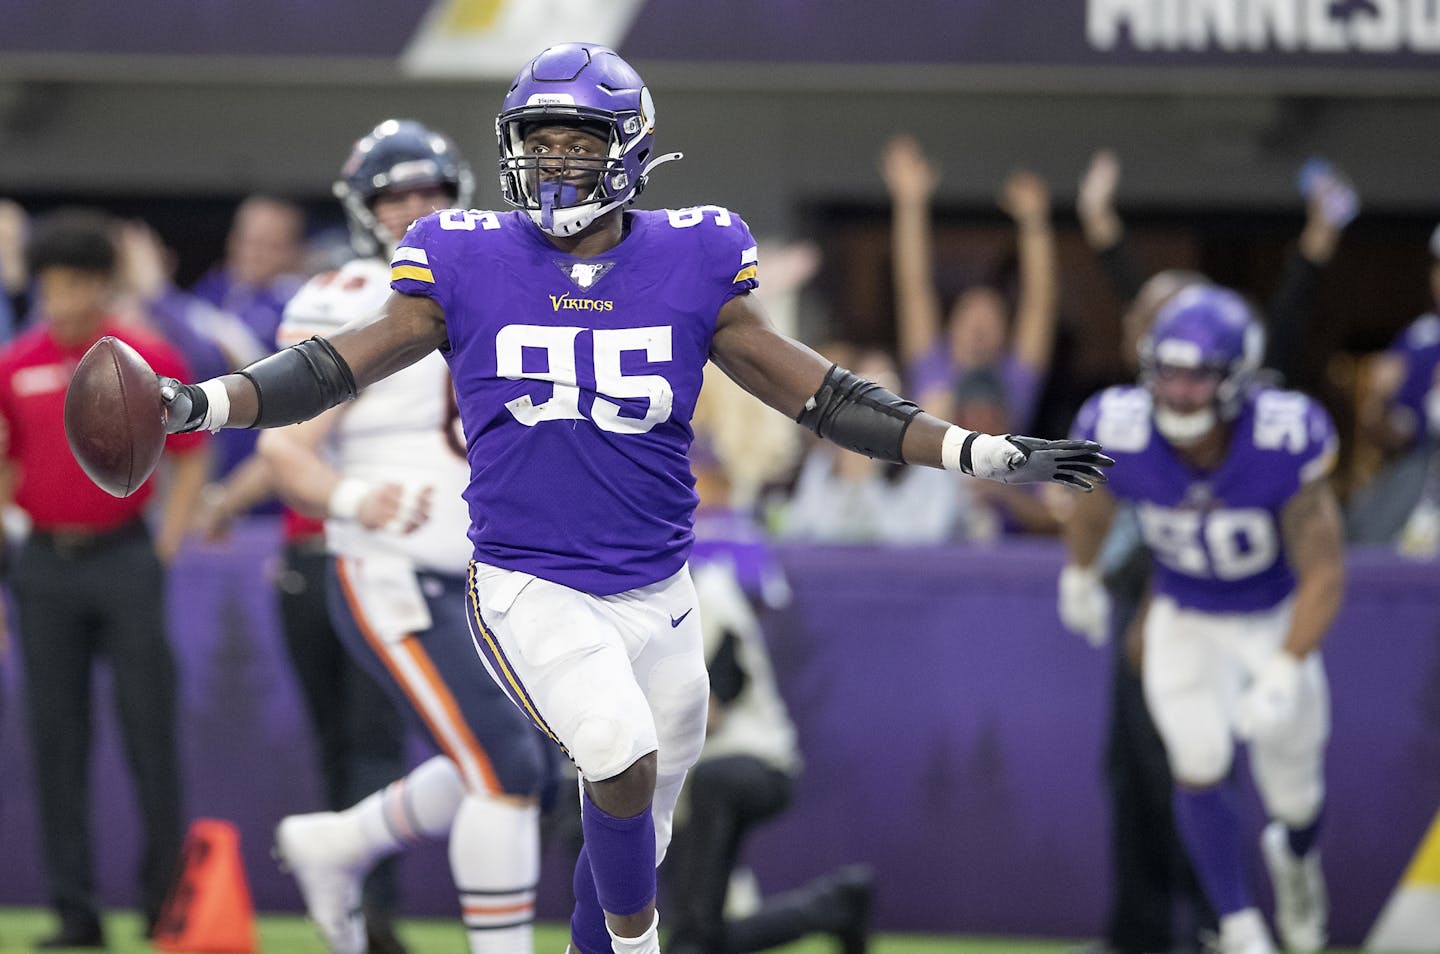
{"left": 0, "top": 907, "right": 1366, "bottom": 954}
{"left": 0, "top": 908, "right": 1049, "bottom": 953}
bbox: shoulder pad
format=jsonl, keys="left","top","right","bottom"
{"left": 1403, "top": 313, "right": 1440, "bottom": 349}
{"left": 1251, "top": 388, "right": 1338, "bottom": 481}
{"left": 1086, "top": 386, "right": 1153, "bottom": 454}
{"left": 658, "top": 206, "right": 757, "bottom": 289}
{"left": 279, "top": 258, "right": 391, "bottom": 345}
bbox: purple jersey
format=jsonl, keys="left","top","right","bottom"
{"left": 391, "top": 207, "right": 759, "bottom": 595}
{"left": 1386, "top": 312, "right": 1440, "bottom": 441}
{"left": 1072, "top": 385, "right": 1337, "bottom": 612}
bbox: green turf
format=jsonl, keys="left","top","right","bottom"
{"left": 0, "top": 907, "right": 1087, "bottom": 953}
{"left": 0, "top": 907, "right": 1363, "bottom": 953}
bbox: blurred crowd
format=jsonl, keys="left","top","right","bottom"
{"left": 3, "top": 140, "right": 1437, "bottom": 557}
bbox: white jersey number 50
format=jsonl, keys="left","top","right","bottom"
{"left": 1137, "top": 503, "right": 1278, "bottom": 581}
{"left": 495, "top": 324, "right": 674, "bottom": 434}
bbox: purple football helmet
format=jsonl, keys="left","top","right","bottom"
{"left": 335, "top": 119, "right": 474, "bottom": 256}
{"left": 496, "top": 43, "right": 681, "bottom": 237}
{"left": 1141, "top": 284, "right": 1265, "bottom": 442}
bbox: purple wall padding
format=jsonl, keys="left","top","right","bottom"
{"left": 1, "top": 523, "right": 1436, "bottom": 945}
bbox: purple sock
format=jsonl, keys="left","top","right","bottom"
{"left": 580, "top": 790, "right": 656, "bottom": 917}
{"left": 1287, "top": 807, "right": 1324, "bottom": 857}
{"left": 1173, "top": 784, "right": 1252, "bottom": 915}
{"left": 571, "top": 844, "right": 612, "bottom": 954}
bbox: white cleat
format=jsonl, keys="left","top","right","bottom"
{"left": 1261, "top": 821, "right": 1328, "bottom": 953}
{"left": 1210, "top": 908, "right": 1277, "bottom": 954}
{"left": 274, "top": 812, "right": 369, "bottom": 954}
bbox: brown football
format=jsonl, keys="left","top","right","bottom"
{"left": 64, "top": 336, "right": 166, "bottom": 497}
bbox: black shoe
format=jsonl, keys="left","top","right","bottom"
{"left": 366, "top": 917, "right": 410, "bottom": 954}
{"left": 827, "top": 864, "right": 874, "bottom": 954}
{"left": 36, "top": 919, "right": 106, "bottom": 949}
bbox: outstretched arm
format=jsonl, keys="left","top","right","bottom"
{"left": 710, "top": 291, "right": 1111, "bottom": 489}
{"left": 161, "top": 291, "right": 446, "bottom": 432}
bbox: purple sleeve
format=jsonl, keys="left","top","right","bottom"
{"left": 144, "top": 287, "right": 233, "bottom": 380}
{"left": 390, "top": 212, "right": 448, "bottom": 304}
{"left": 1297, "top": 397, "right": 1339, "bottom": 484}
{"left": 238, "top": 286, "right": 292, "bottom": 353}
{"left": 1070, "top": 391, "right": 1104, "bottom": 443}
{"left": 1390, "top": 315, "right": 1440, "bottom": 426}
{"left": 692, "top": 208, "right": 759, "bottom": 317}
{"left": 1000, "top": 354, "right": 1042, "bottom": 433}
{"left": 906, "top": 340, "right": 953, "bottom": 399}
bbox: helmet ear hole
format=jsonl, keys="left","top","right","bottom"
{"left": 637, "top": 148, "right": 649, "bottom": 165}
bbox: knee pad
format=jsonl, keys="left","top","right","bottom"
{"left": 1168, "top": 727, "right": 1234, "bottom": 787}
{"left": 572, "top": 715, "right": 643, "bottom": 782}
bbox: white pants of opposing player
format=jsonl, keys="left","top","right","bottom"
{"left": 467, "top": 560, "right": 710, "bottom": 863}
{"left": 1143, "top": 595, "right": 1330, "bottom": 826}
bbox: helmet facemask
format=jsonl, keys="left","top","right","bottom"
{"left": 1140, "top": 285, "right": 1265, "bottom": 446}
{"left": 496, "top": 44, "right": 681, "bottom": 238}
{"left": 1148, "top": 363, "right": 1223, "bottom": 445}
{"left": 335, "top": 119, "right": 474, "bottom": 257}
{"left": 498, "top": 110, "right": 632, "bottom": 236}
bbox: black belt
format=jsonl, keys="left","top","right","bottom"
{"left": 30, "top": 518, "right": 149, "bottom": 558}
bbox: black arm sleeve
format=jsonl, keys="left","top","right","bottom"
{"left": 1096, "top": 235, "right": 1147, "bottom": 306}
{"left": 238, "top": 336, "right": 358, "bottom": 428}
{"left": 1264, "top": 248, "right": 1323, "bottom": 389}
{"left": 794, "top": 364, "right": 921, "bottom": 464}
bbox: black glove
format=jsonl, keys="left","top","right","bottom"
{"left": 157, "top": 375, "right": 208, "bottom": 434}
{"left": 999, "top": 435, "right": 1114, "bottom": 491}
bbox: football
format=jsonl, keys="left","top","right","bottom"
{"left": 64, "top": 336, "right": 166, "bottom": 497}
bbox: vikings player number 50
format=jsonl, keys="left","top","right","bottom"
{"left": 497, "top": 323, "right": 675, "bottom": 434}
{"left": 1133, "top": 390, "right": 1318, "bottom": 582}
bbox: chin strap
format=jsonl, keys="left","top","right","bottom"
{"left": 538, "top": 181, "right": 585, "bottom": 233}
{"left": 533, "top": 152, "right": 686, "bottom": 237}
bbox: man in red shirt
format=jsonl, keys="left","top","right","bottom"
{"left": 0, "top": 208, "right": 209, "bottom": 948}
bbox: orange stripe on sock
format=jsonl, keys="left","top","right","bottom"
{"left": 383, "top": 778, "right": 418, "bottom": 842}
{"left": 463, "top": 900, "right": 535, "bottom": 917}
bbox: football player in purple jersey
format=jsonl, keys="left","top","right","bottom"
{"left": 154, "top": 43, "right": 1111, "bottom": 954}
{"left": 1059, "top": 286, "right": 1344, "bottom": 954}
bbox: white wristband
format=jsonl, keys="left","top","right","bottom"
{"left": 941, "top": 426, "right": 976, "bottom": 473}
{"left": 327, "top": 477, "right": 371, "bottom": 521}
{"left": 197, "top": 379, "right": 231, "bottom": 433}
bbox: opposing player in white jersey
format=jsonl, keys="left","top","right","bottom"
{"left": 1058, "top": 286, "right": 1344, "bottom": 954}
{"left": 157, "top": 45, "right": 1111, "bottom": 954}
{"left": 263, "top": 119, "right": 550, "bottom": 954}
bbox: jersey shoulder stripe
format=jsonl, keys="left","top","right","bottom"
{"left": 391, "top": 244, "right": 433, "bottom": 283}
